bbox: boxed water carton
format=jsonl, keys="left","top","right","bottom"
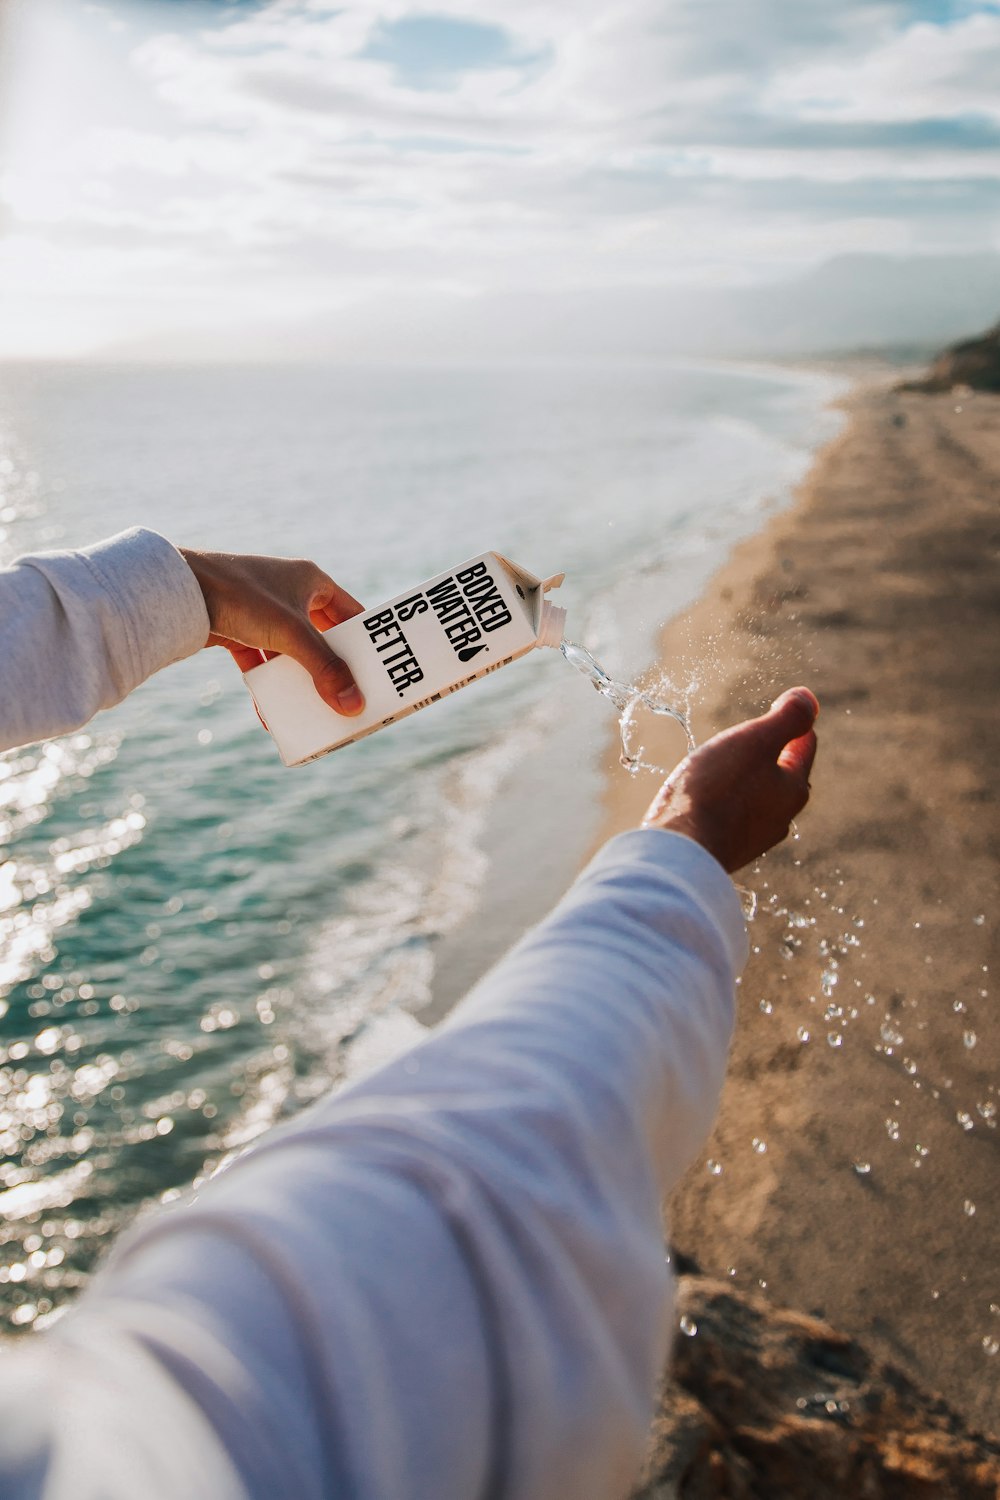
{"left": 245, "top": 552, "right": 566, "bottom": 766}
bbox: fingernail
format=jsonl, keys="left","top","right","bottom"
{"left": 775, "top": 688, "right": 815, "bottom": 712}
{"left": 335, "top": 685, "right": 365, "bottom": 715}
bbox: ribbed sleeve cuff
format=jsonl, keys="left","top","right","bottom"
{"left": 78, "top": 528, "right": 210, "bottom": 685}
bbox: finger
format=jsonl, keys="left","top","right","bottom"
{"left": 755, "top": 686, "right": 819, "bottom": 756}
{"left": 212, "top": 639, "right": 269, "bottom": 729}
{"left": 213, "top": 637, "right": 267, "bottom": 672}
{"left": 309, "top": 603, "right": 357, "bottom": 634}
{"left": 310, "top": 606, "right": 340, "bottom": 632}
{"left": 778, "top": 727, "right": 818, "bottom": 779}
{"left": 305, "top": 570, "right": 364, "bottom": 625}
{"left": 278, "top": 616, "right": 365, "bottom": 716}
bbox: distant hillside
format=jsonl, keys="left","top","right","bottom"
{"left": 901, "top": 322, "right": 1000, "bottom": 393}
{"left": 104, "top": 252, "right": 1000, "bottom": 365}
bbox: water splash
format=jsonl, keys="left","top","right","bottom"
{"left": 735, "top": 885, "right": 758, "bottom": 922}
{"left": 559, "top": 639, "right": 694, "bottom": 776}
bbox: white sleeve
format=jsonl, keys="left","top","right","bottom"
{"left": 0, "top": 830, "right": 746, "bottom": 1500}
{"left": 0, "top": 529, "right": 210, "bottom": 751}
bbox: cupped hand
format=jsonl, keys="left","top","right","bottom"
{"left": 641, "top": 687, "right": 819, "bottom": 873}
{"left": 180, "top": 549, "right": 366, "bottom": 717}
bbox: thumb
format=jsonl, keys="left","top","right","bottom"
{"left": 278, "top": 615, "right": 365, "bottom": 717}
{"left": 756, "top": 686, "right": 819, "bottom": 755}
{"left": 778, "top": 726, "right": 818, "bottom": 779}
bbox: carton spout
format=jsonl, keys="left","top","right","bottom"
{"left": 537, "top": 599, "right": 567, "bottom": 649}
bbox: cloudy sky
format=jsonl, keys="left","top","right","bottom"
{"left": 0, "top": 0, "right": 998, "bottom": 358}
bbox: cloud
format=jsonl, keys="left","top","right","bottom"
{"left": 1, "top": 0, "right": 999, "bottom": 357}
{"left": 767, "top": 11, "right": 1000, "bottom": 123}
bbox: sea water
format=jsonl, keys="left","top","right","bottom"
{"left": 0, "top": 358, "right": 847, "bottom": 1331}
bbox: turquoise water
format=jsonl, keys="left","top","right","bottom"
{"left": 0, "top": 359, "right": 845, "bottom": 1330}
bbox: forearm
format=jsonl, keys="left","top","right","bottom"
{"left": 430, "top": 828, "right": 746, "bottom": 1196}
{"left": 0, "top": 529, "right": 209, "bottom": 752}
{"left": 48, "top": 830, "right": 744, "bottom": 1500}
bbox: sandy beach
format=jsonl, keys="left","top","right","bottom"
{"left": 596, "top": 380, "right": 1000, "bottom": 1435}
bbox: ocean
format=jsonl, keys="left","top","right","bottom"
{"left": 0, "top": 358, "right": 845, "bottom": 1332}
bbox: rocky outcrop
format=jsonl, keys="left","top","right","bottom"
{"left": 900, "top": 322, "right": 1000, "bottom": 392}
{"left": 633, "top": 1275, "right": 1000, "bottom": 1499}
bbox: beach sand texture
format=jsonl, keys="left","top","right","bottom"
{"left": 597, "top": 383, "right": 999, "bottom": 1435}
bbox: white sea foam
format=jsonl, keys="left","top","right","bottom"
{"left": 293, "top": 705, "right": 548, "bottom": 1091}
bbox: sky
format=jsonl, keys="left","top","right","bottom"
{"left": 0, "top": 0, "right": 998, "bottom": 358}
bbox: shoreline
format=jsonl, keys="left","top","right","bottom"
{"left": 595, "top": 379, "right": 1000, "bottom": 1433}
{"left": 585, "top": 381, "right": 864, "bottom": 847}
{"left": 426, "top": 358, "right": 853, "bottom": 1024}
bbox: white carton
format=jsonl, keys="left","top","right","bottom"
{"left": 244, "top": 552, "right": 566, "bottom": 766}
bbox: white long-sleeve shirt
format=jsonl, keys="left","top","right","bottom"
{"left": 0, "top": 531, "right": 745, "bottom": 1500}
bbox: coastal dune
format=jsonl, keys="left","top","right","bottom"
{"left": 599, "top": 382, "right": 1000, "bottom": 1436}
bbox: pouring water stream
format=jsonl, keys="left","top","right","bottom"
{"left": 558, "top": 638, "right": 694, "bottom": 776}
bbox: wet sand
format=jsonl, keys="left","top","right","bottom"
{"left": 595, "top": 383, "right": 1000, "bottom": 1433}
